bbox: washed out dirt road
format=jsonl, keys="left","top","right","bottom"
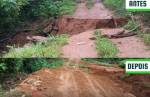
{"left": 17, "top": 67, "right": 136, "bottom": 97}
{"left": 100, "top": 28, "right": 150, "bottom": 57}
{"left": 62, "top": 30, "right": 97, "bottom": 59}
{"left": 62, "top": 0, "right": 150, "bottom": 58}
{"left": 62, "top": 0, "right": 113, "bottom": 58}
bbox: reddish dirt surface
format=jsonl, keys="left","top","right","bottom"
{"left": 100, "top": 28, "right": 150, "bottom": 58}
{"left": 62, "top": 30, "right": 97, "bottom": 59}
{"left": 61, "top": 0, "right": 150, "bottom": 58}
{"left": 16, "top": 67, "right": 136, "bottom": 97}
{"left": 73, "top": 0, "right": 112, "bottom": 19}
{"left": 61, "top": 0, "right": 113, "bottom": 59}
{"left": 58, "top": 17, "right": 128, "bottom": 35}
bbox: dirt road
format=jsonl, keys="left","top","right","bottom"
{"left": 62, "top": 30, "right": 97, "bottom": 59}
{"left": 100, "top": 28, "right": 150, "bottom": 57}
{"left": 62, "top": 0, "right": 150, "bottom": 58}
{"left": 62, "top": 0, "right": 112, "bottom": 59}
{"left": 17, "top": 67, "right": 135, "bottom": 97}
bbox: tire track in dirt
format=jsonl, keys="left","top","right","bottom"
{"left": 16, "top": 67, "right": 136, "bottom": 97}
{"left": 58, "top": 69, "right": 79, "bottom": 97}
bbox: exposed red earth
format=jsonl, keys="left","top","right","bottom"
{"left": 61, "top": 0, "right": 150, "bottom": 58}
{"left": 16, "top": 66, "right": 135, "bottom": 97}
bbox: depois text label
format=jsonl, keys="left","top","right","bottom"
{"left": 126, "top": 0, "right": 150, "bottom": 11}
{"left": 126, "top": 60, "right": 150, "bottom": 74}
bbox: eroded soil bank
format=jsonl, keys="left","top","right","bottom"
{"left": 2, "top": 0, "right": 150, "bottom": 58}
{"left": 16, "top": 67, "right": 132, "bottom": 97}
{"left": 13, "top": 62, "right": 150, "bottom": 97}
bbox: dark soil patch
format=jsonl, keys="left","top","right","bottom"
{"left": 58, "top": 16, "right": 129, "bottom": 35}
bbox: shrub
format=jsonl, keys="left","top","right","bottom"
{"left": 0, "top": 58, "right": 64, "bottom": 82}
{"left": 124, "top": 20, "right": 138, "bottom": 30}
{"left": 24, "top": 59, "right": 64, "bottom": 72}
{"left": 0, "top": 0, "right": 75, "bottom": 36}
{"left": 0, "top": 0, "right": 27, "bottom": 33}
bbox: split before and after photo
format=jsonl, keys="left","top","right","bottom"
{"left": 0, "top": 0, "right": 150, "bottom": 97}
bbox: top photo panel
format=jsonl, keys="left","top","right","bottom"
{"left": 0, "top": 0, "right": 150, "bottom": 58}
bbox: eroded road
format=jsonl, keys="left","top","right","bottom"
{"left": 17, "top": 67, "right": 135, "bottom": 97}
{"left": 62, "top": 0, "right": 113, "bottom": 59}
{"left": 62, "top": 0, "right": 150, "bottom": 58}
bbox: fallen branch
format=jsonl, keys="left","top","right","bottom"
{"left": 103, "top": 25, "right": 140, "bottom": 39}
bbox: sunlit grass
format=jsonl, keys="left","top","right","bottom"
{"left": 3, "top": 34, "right": 69, "bottom": 58}
{"left": 95, "top": 30, "right": 118, "bottom": 57}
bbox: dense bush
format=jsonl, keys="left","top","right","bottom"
{"left": 0, "top": 59, "right": 64, "bottom": 82}
{"left": 0, "top": 0, "right": 75, "bottom": 34}
{"left": 0, "top": 0, "right": 28, "bottom": 33}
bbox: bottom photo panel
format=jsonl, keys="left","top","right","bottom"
{"left": 0, "top": 58, "right": 150, "bottom": 97}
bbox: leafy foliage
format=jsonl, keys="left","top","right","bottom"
{"left": 0, "top": 0, "right": 75, "bottom": 33}
{"left": 0, "top": 0, "right": 26, "bottom": 33}
{"left": 0, "top": 58, "right": 64, "bottom": 83}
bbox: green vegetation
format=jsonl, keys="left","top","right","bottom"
{"left": 0, "top": 59, "right": 64, "bottom": 82}
{"left": 124, "top": 20, "right": 138, "bottom": 30}
{"left": 124, "top": 20, "right": 150, "bottom": 47}
{"left": 86, "top": 0, "right": 94, "bottom": 9}
{"left": 139, "top": 33, "right": 150, "bottom": 46}
{"left": 0, "top": 0, "right": 76, "bottom": 36}
{"left": 60, "top": 0, "right": 76, "bottom": 15}
{"left": 103, "top": 0, "right": 129, "bottom": 16}
{"left": 26, "top": 59, "right": 64, "bottom": 72}
{"left": 3, "top": 34, "right": 68, "bottom": 58}
{"left": 0, "top": 85, "right": 4, "bottom": 97}
{"left": 95, "top": 30, "right": 118, "bottom": 57}
{"left": 82, "top": 58, "right": 124, "bottom": 67}
{"left": 0, "top": 59, "right": 64, "bottom": 95}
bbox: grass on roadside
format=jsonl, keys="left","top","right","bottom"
{"left": 138, "top": 33, "right": 150, "bottom": 46}
{"left": 60, "top": 0, "right": 76, "bottom": 15}
{"left": 86, "top": 0, "right": 94, "bottom": 9}
{"left": 123, "top": 20, "right": 138, "bottom": 30}
{"left": 3, "top": 34, "right": 69, "bottom": 58}
{"left": 103, "top": 0, "right": 129, "bottom": 16}
{"left": 95, "top": 30, "right": 118, "bottom": 58}
{"left": 124, "top": 20, "right": 150, "bottom": 47}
